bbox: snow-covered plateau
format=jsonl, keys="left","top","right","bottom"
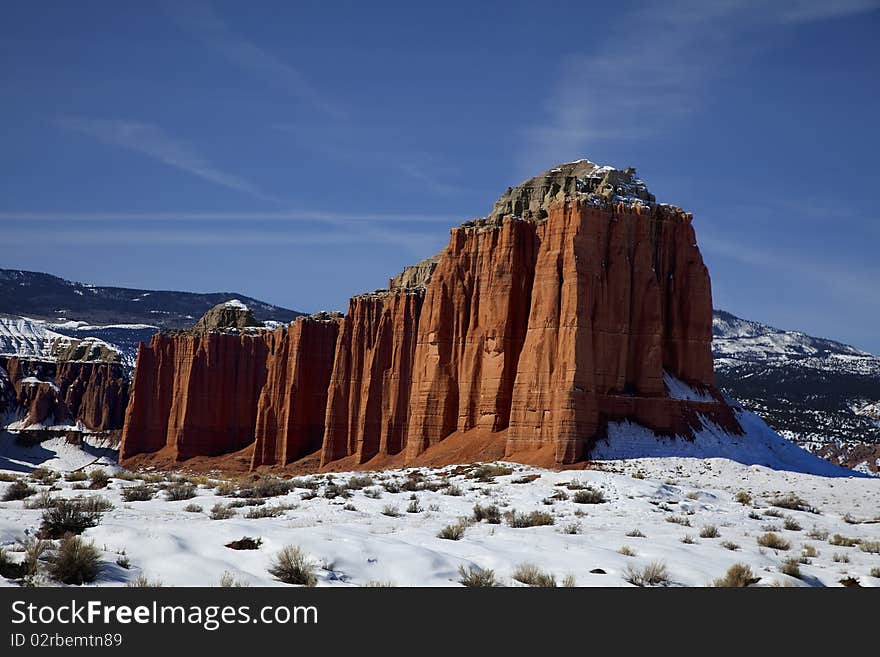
{"left": 1, "top": 426, "right": 877, "bottom": 588}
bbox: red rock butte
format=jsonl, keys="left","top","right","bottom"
{"left": 119, "top": 160, "right": 743, "bottom": 471}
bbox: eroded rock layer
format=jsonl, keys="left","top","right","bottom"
{"left": 251, "top": 316, "right": 341, "bottom": 467}
{"left": 321, "top": 291, "right": 423, "bottom": 465}
{"left": 0, "top": 355, "right": 128, "bottom": 431}
{"left": 120, "top": 160, "right": 743, "bottom": 469}
{"left": 120, "top": 331, "right": 270, "bottom": 460}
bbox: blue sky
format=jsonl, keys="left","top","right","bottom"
{"left": 1, "top": 0, "right": 878, "bottom": 351}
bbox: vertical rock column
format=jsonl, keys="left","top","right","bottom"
{"left": 405, "top": 219, "right": 538, "bottom": 459}
{"left": 321, "top": 290, "right": 423, "bottom": 465}
{"left": 251, "top": 316, "right": 340, "bottom": 468}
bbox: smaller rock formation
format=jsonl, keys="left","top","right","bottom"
{"left": 192, "top": 300, "right": 262, "bottom": 334}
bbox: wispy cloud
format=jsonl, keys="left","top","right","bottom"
{"left": 55, "top": 117, "right": 281, "bottom": 202}
{"left": 0, "top": 210, "right": 458, "bottom": 224}
{"left": 521, "top": 0, "right": 880, "bottom": 171}
{"left": 0, "top": 225, "right": 442, "bottom": 255}
{"left": 162, "top": 0, "right": 344, "bottom": 119}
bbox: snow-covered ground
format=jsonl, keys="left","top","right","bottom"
{"left": 1, "top": 434, "right": 878, "bottom": 588}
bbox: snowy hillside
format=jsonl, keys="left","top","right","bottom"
{"left": 0, "top": 268, "right": 303, "bottom": 329}
{"left": 713, "top": 310, "right": 880, "bottom": 474}
{"left": 0, "top": 445, "right": 877, "bottom": 587}
{"left": 0, "top": 316, "right": 122, "bottom": 364}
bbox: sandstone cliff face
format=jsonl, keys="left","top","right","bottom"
{"left": 120, "top": 160, "right": 741, "bottom": 470}
{"left": 120, "top": 331, "right": 270, "bottom": 460}
{"left": 321, "top": 291, "right": 423, "bottom": 465}
{"left": 251, "top": 316, "right": 341, "bottom": 468}
{"left": 0, "top": 355, "right": 128, "bottom": 431}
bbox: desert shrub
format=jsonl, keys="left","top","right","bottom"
{"left": 802, "top": 544, "right": 818, "bottom": 558}
{"left": 323, "top": 483, "right": 351, "bottom": 499}
{"left": 246, "top": 504, "right": 295, "bottom": 519}
{"left": 165, "top": 482, "right": 196, "bottom": 501}
{"left": 443, "top": 484, "right": 463, "bottom": 497}
{"left": 115, "top": 553, "right": 131, "bottom": 569}
{"left": 757, "top": 532, "right": 790, "bottom": 550}
{"left": 624, "top": 561, "right": 670, "bottom": 587}
{"left": 0, "top": 472, "right": 19, "bottom": 482}
{"left": 343, "top": 503, "right": 357, "bottom": 511}
{"left": 363, "top": 488, "right": 382, "bottom": 499}
{"left": 829, "top": 534, "right": 859, "bottom": 547}
{"left": 508, "top": 510, "right": 555, "bottom": 528}
{"left": 225, "top": 537, "right": 262, "bottom": 550}
{"left": 572, "top": 488, "right": 605, "bottom": 504}
{"left": 30, "top": 467, "right": 59, "bottom": 483}
{"left": 735, "top": 491, "right": 752, "bottom": 505}
{"left": 300, "top": 490, "right": 318, "bottom": 501}
{"left": 699, "top": 525, "right": 719, "bottom": 539}
{"left": 48, "top": 536, "right": 101, "bottom": 585}
{"left": 833, "top": 552, "right": 850, "bottom": 563}
{"left": 807, "top": 527, "right": 829, "bottom": 540}
{"left": 20, "top": 537, "right": 49, "bottom": 578}
{"left": 469, "top": 464, "right": 514, "bottom": 482}
{"left": 382, "top": 481, "right": 402, "bottom": 494}
{"left": 783, "top": 517, "right": 802, "bottom": 531}
{"left": 127, "top": 574, "right": 163, "bottom": 587}
{"left": 565, "top": 480, "right": 587, "bottom": 490}
{"left": 721, "top": 541, "right": 740, "bottom": 551}
{"left": 346, "top": 476, "right": 374, "bottom": 490}
{"left": 269, "top": 546, "right": 317, "bottom": 587}
{"left": 763, "top": 508, "right": 784, "bottom": 518}
{"left": 246, "top": 477, "right": 292, "bottom": 499}
{"left": 40, "top": 499, "right": 101, "bottom": 538}
{"left": 23, "top": 490, "right": 55, "bottom": 509}
{"left": 437, "top": 521, "right": 467, "bottom": 540}
{"left": 619, "top": 545, "right": 637, "bottom": 556}
{"left": 512, "top": 563, "right": 556, "bottom": 587}
{"left": 780, "top": 558, "right": 802, "bottom": 579}
{"left": 626, "top": 528, "right": 645, "bottom": 538}
{"left": 870, "top": 567, "right": 880, "bottom": 578}
{"left": 219, "top": 571, "right": 249, "bottom": 587}
{"left": 406, "top": 499, "right": 422, "bottom": 514}
{"left": 512, "top": 475, "right": 540, "bottom": 484}
{"left": 381, "top": 505, "right": 401, "bottom": 518}
{"left": 88, "top": 469, "right": 110, "bottom": 489}
{"left": 215, "top": 480, "right": 239, "bottom": 496}
{"left": 228, "top": 498, "right": 265, "bottom": 508}
{"left": 3, "top": 480, "right": 37, "bottom": 501}
{"left": 473, "top": 503, "right": 501, "bottom": 524}
{"left": 401, "top": 478, "right": 424, "bottom": 492}
{"left": 183, "top": 503, "right": 203, "bottom": 513}
{"left": 713, "top": 563, "right": 760, "bottom": 587}
{"left": 681, "top": 535, "right": 696, "bottom": 544}
{"left": 561, "top": 574, "right": 576, "bottom": 587}
{"left": 562, "top": 522, "right": 582, "bottom": 535}
{"left": 549, "top": 489, "right": 569, "bottom": 502}
{"left": 458, "top": 565, "right": 499, "bottom": 587}
{"left": 769, "top": 493, "right": 812, "bottom": 512}
{"left": 210, "top": 503, "right": 236, "bottom": 520}
{"left": 666, "top": 515, "right": 691, "bottom": 527}
{"left": 78, "top": 495, "right": 113, "bottom": 513}
{"left": 859, "top": 540, "right": 880, "bottom": 554}
{"left": 65, "top": 470, "right": 89, "bottom": 482}
{"left": 686, "top": 492, "right": 700, "bottom": 500}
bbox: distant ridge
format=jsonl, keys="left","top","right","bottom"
{"left": 0, "top": 268, "right": 303, "bottom": 329}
